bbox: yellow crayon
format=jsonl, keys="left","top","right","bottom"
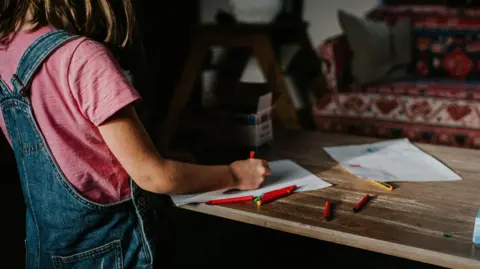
{"left": 371, "top": 180, "right": 393, "bottom": 191}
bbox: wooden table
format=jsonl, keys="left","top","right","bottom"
{"left": 181, "top": 130, "right": 480, "bottom": 269}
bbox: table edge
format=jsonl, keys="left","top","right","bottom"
{"left": 180, "top": 204, "right": 479, "bottom": 269}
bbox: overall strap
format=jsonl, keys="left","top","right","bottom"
{"left": 11, "top": 30, "right": 79, "bottom": 95}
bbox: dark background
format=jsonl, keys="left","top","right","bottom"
{"left": 383, "top": 0, "right": 480, "bottom": 5}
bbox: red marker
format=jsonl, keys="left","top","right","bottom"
{"left": 250, "top": 151, "right": 255, "bottom": 159}
{"left": 262, "top": 186, "right": 296, "bottom": 200}
{"left": 324, "top": 200, "right": 332, "bottom": 221}
{"left": 353, "top": 194, "right": 371, "bottom": 213}
{"left": 206, "top": 195, "right": 254, "bottom": 205}
{"left": 257, "top": 189, "right": 292, "bottom": 206}
{"left": 263, "top": 185, "right": 297, "bottom": 197}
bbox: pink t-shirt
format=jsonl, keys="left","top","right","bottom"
{"left": 0, "top": 26, "right": 140, "bottom": 204}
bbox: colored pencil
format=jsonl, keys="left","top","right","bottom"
{"left": 353, "top": 194, "right": 371, "bottom": 213}
{"left": 206, "top": 196, "right": 254, "bottom": 205}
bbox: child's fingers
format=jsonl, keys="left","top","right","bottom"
{"left": 262, "top": 160, "right": 272, "bottom": 175}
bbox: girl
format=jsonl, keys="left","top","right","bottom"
{"left": 0, "top": 1, "right": 271, "bottom": 268}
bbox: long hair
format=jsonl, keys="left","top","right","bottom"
{"left": 0, "top": 0, "right": 135, "bottom": 47}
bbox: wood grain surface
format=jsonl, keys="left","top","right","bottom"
{"left": 181, "top": 130, "right": 480, "bottom": 269}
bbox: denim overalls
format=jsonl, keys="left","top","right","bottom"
{"left": 0, "top": 30, "right": 158, "bottom": 268}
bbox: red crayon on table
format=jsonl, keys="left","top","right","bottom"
{"left": 262, "top": 187, "right": 296, "bottom": 201}
{"left": 250, "top": 151, "right": 255, "bottom": 159}
{"left": 278, "top": 185, "right": 297, "bottom": 193}
{"left": 257, "top": 189, "right": 292, "bottom": 206}
{"left": 263, "top": 185, "right": 297, "bottom": 197}
{"left": 256, "top": 186, "right": 296, "bottom": 207}
{"left": 353, "top": 194, "right": 371, "bottom": 213}
{"left": 206, "top": 195, "right": 254, "bottom": 205}
{"left": 324, "top": 200, "right": 332, "bottom": 221}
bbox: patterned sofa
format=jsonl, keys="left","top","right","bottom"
{"left": 314, "top": 5, "right": 480, "bottom": 148}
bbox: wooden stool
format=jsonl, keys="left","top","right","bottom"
{"left": 157, "top": 22, "right": 315, "bottom": 151}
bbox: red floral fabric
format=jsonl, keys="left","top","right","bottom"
{"left": 313, "top": 5, "right": 480, "bottom": 148}
{"left": 312, "top": 81, "right": 480, "bottom": 148}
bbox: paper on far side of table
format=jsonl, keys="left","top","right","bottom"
{"left": 169, "top": 160, "right": 332, "bottom": 206}
{"left": 323, "top": 138, "right": 462, "bottom": 183}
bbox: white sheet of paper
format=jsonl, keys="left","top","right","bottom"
{"left": 170, "top": 160, "right": 332, "bottom": 206}
{"left": 323, "top": 138, "right": 462, "bottom": 182}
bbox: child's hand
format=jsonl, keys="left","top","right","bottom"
{"left": 230, "top": 159, "right": 272, "bottom": 190}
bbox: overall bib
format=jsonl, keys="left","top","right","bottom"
{"left": 0, "top": 30, "right": 158, "bottom": 268}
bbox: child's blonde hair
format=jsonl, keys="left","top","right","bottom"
{"left": 0, "top": 0, "right": 135, "bottom": 47}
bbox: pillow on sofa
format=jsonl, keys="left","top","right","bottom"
{"left": 338, "top": 10, "right": 412, "bottom": 85}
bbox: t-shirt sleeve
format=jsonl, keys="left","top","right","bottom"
{"left": 68, "top": 38, "right": 142, "bottom": 126}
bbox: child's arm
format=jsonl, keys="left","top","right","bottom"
{"left": 98, "top": 105, "right": 270, "bottom": 195}
{"left": 68, "top": 39, "right": 269, "bottom": 194}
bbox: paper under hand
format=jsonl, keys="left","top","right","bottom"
{"left": 323, "top": 138, "right": 461, "bottom": 182}
{"left": 169, "top": 160, "right": 332, "bottom": 206}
